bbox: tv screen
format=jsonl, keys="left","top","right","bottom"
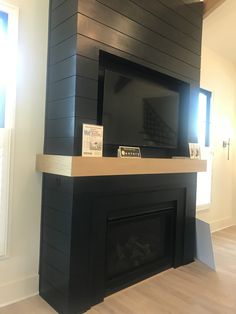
{"left": 101, "top": 69, "right": 180, "bottom": 149}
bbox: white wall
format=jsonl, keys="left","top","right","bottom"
{"left": 197, "top": 45, "right": 236, "bottom": 231}
{"left": 0, "top": 0, "right": 48, "bottom": 306}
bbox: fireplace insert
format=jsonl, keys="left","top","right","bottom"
{"left": 106, "top": 205, "right": 176, "bottom": 294}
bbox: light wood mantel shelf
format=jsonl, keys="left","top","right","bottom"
{"left": 36, "top": 154, "right": 207, "bottom": 177}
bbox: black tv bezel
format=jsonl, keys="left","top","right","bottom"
{"left": 97, "top": 51, "right": 190, "bottom": 158}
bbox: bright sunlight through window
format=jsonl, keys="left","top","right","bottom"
{"left": 0, "top": 3, "right": 18, "bottom": 257}
{"left": 196, "top": 90, "right": 212, "bottom": 210}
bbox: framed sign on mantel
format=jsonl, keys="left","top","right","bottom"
{"left": 82, "top": 124, "right": 103, "bottom": 157}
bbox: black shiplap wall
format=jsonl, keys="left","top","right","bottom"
{"left": 40, "top": 1, "right": 203, "bottom": 313}
{"left": 40, "top": 174, "right": 74, "bottom": 313}
{"left": 44, "top": 0, "right": 203, "bottom": 156}
{"left": 42, "top": 0, "right": 203, "bottom": 284}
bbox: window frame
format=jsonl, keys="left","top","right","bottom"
{"left": 199, "top": 88, "right": 211, "bottom": 147}
{"left": 0, "top": 1, "right": 18, "bottom": 259}
{"left": 196, "top": 88, "right": 213, "bottom": 212}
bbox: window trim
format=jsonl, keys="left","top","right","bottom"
{"left": 199, "top": 88, "right": 211, "bottom": 147}
{"left": 0, "top": 1, "right": 18, "bottom": 259}
{"left": 196, "top": 88, "right": 213, "bottom": 212}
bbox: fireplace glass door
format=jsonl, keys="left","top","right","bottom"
{"left": 106, "top": 207, "right": 176, "bottom": 293}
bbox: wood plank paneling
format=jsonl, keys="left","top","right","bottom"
{"left": 44, "top": 138, "right": 75, "bottom": 155}
{"left": 46, "top": 97, "right": 75, "bottom": 120}
{"left": 44, "top": 188, "right": 73, "bottom": 214}
{"left": 42, "top": 226, "right": 70, "bottom": 254}
{"left": 77, "top": 34, "right": 194, "bottom": 83}
{"left": 50, "top": 15, "right": 77, "bottom": 47}
{"left": 49, "top": 56, "right": 77, "bottom": 83}
{"left": 41, "top": 242, "right": 70, "bottom": 274}
{"left": 76, "top": 55, "right": 99, "bottom": 80}
{"left": 132, "top": 0, "right": 201, "bottom": 41}
{"left": 40, "top": 278, "right": 67, "bottom": 314}
{"left": 77, "top": 14, "right": 200, "bottom": 81}
{"left": 44, "top": 0, "right": 203, "bottom": 156}
{"left": 158, "top": 0, "right": 202, "bottom": 27}
{"left": 45, "top": 4, "right": 78, "bottom": 156}
{"left": 43, "top": 173, "right": 74, "bottom": 192}
{"left": 48, "top": 77, "right": 76, "bottom": 101}
{"left": 78, "top": 0, "right": 200, "bottom": 67}
{"left": 96, "top": 0, "right": 201, "bottom": 54}
{"left": 46, "top": 96, "right": 97, "bottom": 120}
{"left": 44, "top": 207, "right": 71, "bottom": 234}
{"left": 182, "top": 0, "right": 203, "bottom": 14}
{"left": 45, "top": 117, "right": 75, "bottom": 138}
{"left": 40, "top": 261, "right": 70, "bottom": 294}
{"left": 51, "top": 0, "right": 66, "bottom": 11}
{"left": 49, "top": 35, "right": 77, "bottom": 65}
{"left": 51, "top": 0, "right": 77, "bottom": 29}
{"left": 40, "top": 2, "right": 203, "bottom": 313}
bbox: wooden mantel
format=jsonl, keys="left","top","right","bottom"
{"left": 36, "top": 154, "right": 207, "bottom": 177}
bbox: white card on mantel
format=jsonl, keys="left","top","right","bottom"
{"left": 82, "top": 124, "right": 103, "bottom": 157}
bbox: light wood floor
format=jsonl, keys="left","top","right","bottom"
{"left": 1, "top": 225, "right": 236, "bottom": 314}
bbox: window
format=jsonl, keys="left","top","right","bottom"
{"left": 196, "top": 89, "right": 212, "bottom": 210}
{"left": 0, "top": 11, "right": 8, "bottom": 128}
{"left": 0, "top": 3, "right": 18, "bottom": 257}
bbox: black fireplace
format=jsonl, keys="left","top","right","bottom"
{"left": 40, "top": 173, "right": 197, "bottom": 314}
{"left": 40, "top": 0, "right": 203, "bottom": 313}
{"left": 106, "top": 204, "right": 176, "bottom": 294}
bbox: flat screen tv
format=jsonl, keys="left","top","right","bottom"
{"left": 98, "top": 52, "right": 190, "bottom": 158}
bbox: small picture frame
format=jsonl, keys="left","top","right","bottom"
{"left": 82, "top": 124, "right": 103, "bottom": 157}
{"left": 189, "top": 143, "right": 201, "bottom": 160}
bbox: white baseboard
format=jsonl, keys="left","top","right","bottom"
{"left": 0, "top": 274, "right": 39, "bottom": 308}
{"left": 210, "top": 216, "right": 235, "bottom": 233}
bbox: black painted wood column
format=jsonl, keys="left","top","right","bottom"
{"left": 39, "top": 1, "right": 203, "bottom": 313}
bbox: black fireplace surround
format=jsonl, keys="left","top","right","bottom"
{"left": 40, "top": 0, "right": 203, "bottom": 313}
{"left": 40, "top": 173, "right": 197, "bottom": 314}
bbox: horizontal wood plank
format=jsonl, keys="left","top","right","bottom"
{"left": 132, "top": 0, "right": 201, "bottom": 41}
{"left": 46, "top": 97, "right": 76, "bottom": 120}
{"left": 49, "top": 36, "right": 77, "bottom": 65}
{"left": 44, "top": 138, "right": 75, "bottom": 155}
{"left": 182, "top": 0, "right": 203, "bottom": 15}
{"left": 78, "top": 0, "right": 200, "bottom": 68}
{"left": 50, "top": 15, "right": 77, "bottom": 47}
{"left": 77, "top": 34, "right": 196, "bottom": 84}
{"left": 51, "top": 0, "right": 66, "bottom": 11}
{"left": 36, "top": 154, "right": 207, "bottom": 177}
{"left": 86, "top": 227, "right": 236, "bottom": 314}
{"left": 51, "top": 0, "right": 77, "bottom": 29}
{"left": 77, "top": 14, "right": 200, "bottom": 81}
{"left": 96, "top": 0, "right": 201, "bottom": 55}
{"left": 158, "top": 0, "right": 202, "bottom": 27}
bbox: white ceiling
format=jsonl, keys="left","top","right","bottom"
{"left": 202, "top": 0, "right": 236, "bottom": 64}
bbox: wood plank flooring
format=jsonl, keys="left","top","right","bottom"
{"left": 87, "top": 226, "right": 236, "bottom": 314}
{"left": 0, "top": 225, "right": 236, "bottom": 314}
